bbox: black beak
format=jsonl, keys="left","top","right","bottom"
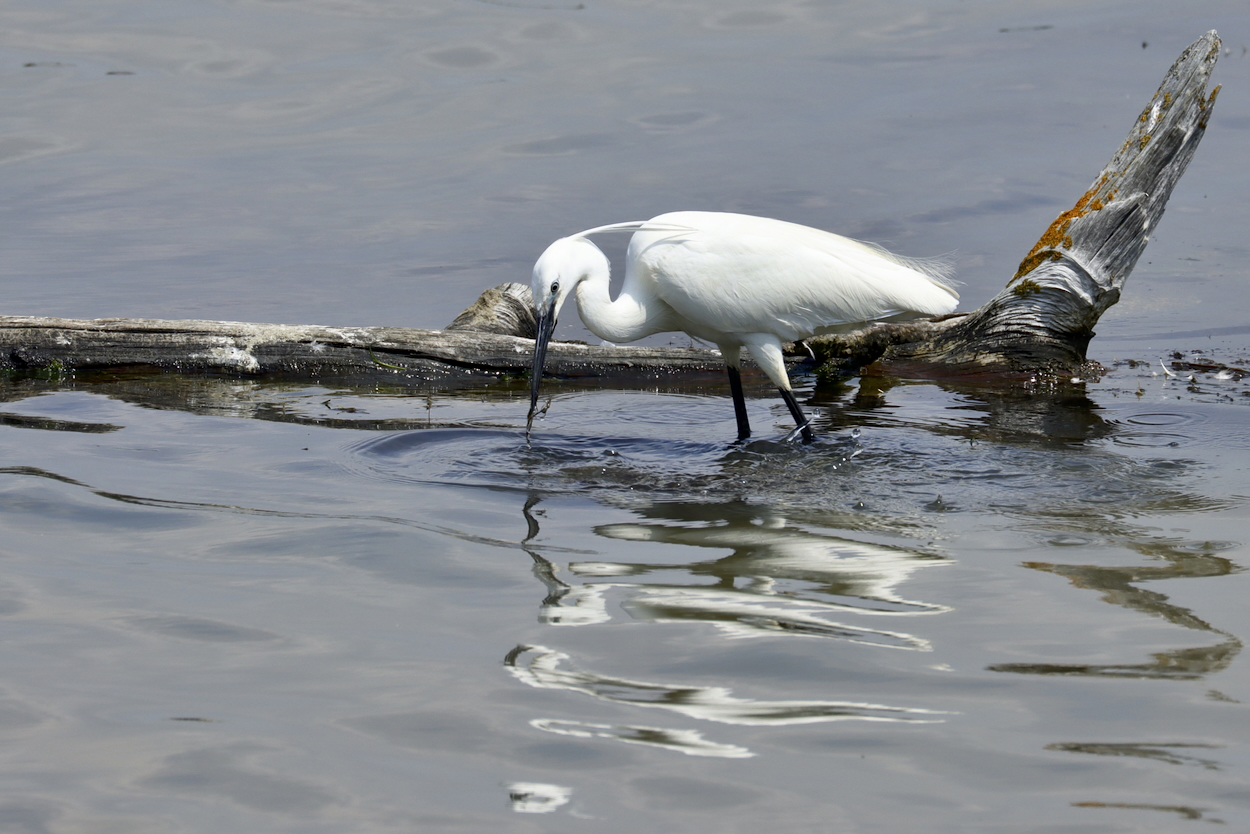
{"left": 526, "top": 296, "right": 559, "bottom": 435}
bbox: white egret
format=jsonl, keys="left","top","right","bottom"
{"left": 527, "top": 211, "right": 958, "bottom": 442}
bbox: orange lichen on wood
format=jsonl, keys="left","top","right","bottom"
{"left": 1012, "top": 173, "right": 1112, "bottom": 281}
{"left": 1088, "top": 188, "right": 1116, "bottom": 212}
{"left": 1011, "top": 251, "right": 1064, "bottom": 283}
{"left": 1198, "top": 84, "right": 1220, "bottom": 128}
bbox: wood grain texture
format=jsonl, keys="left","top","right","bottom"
{"left": 0, "top": 314, "right": 725, "bottom": 383}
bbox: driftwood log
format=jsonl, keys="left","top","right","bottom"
{"left": 830, "top": 29, "right": 1223, "bottom": 379}
{"left": 0, "top": 32, "right": 1221, "bottom": 386}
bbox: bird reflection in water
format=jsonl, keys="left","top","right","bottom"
{"left": 514, "top": 495, "right": 952, "bottom": 757}
{"left": 505, "top": 645, "right": 948, "bottom": 759}
{"left": 522, "top": 495, "right": 950, "bottom": 645}
{"left": 505, "top": 782, "right": 572, "bottom": 814}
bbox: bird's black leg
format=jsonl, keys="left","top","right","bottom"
{"left": 727, "top": 366, "right": 751, "bottom": 441}
{"left": 779, "top": 387, "right": 814, "bottom": 444}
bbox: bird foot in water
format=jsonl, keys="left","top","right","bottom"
{"left": 783, "top": 420, "right": 815, "bottom": 444}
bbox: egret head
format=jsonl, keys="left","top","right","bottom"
{"left": 527, "top": 235, "right": 609, "bottom": 435}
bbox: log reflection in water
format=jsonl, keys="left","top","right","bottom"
{"left": 820, "top": 373, "right": 1116, "bottom": 448}
{"left": 1045, "top": 742, "right": 1223, "bottom": 770}
{"left": 989, "top": 550, "right": 1242, "bottom": 679}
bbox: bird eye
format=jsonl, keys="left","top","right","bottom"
{"left": 550, "top": 281, "right": 560, "bottom": 295}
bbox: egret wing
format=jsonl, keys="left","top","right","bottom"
{"left": 634, "top": 212, "right": 957, "bottom": 343}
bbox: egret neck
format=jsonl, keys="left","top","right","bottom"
{"left": 573, "top": 277, "right": 672, "bottom": 344}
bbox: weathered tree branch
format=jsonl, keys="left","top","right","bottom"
{"left": 0, "top": 33, "right": 1221, "bottom": 384}
{"left": 0, "top": 314, "right": 725, "bottom": 384}
{"left": 808, "top": 30, "right": 1222, "bottom": 377}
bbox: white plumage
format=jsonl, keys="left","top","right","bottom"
{"left": 527, "top": 211, "right": 958, "bottom": 442}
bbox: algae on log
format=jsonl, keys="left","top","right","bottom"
{"left": 0, "top": 33, "right": 1222, "bottom": 385}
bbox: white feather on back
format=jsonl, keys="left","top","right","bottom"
{"left": 612, "top": 212, "right": 958, "bottom": 344}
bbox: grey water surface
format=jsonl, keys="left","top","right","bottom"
{"left": 3, "top": 0, "right": 1250, "bottom": 831}
{"left": 3, "top": 366, "right": 1250, "bottom": 832}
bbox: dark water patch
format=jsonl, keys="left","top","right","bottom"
{"left": 630, "top": 775, "right": 763, "bottom": 808}
{"left": 515, "top": 20, "right": 582, "bottom": 41}
{"left": 713, "top": 11, "right": 785, "bottom": 27}
{"left": 909, "top": 193, "right": 1060, "bottom": 223}
{"left": 501, "top": 133, "right": 613, "bottom": 156}
{"left": 140, "top": 744, "right": 337, "bottom": 813}
{"left": 0, "top": 696, "right": 49, "bottom": 732}
{"left": 474, "top": 0, "right": 584, "bottom": 9}
{"left": 632, "top": 111, "right": 716, "bottom": 131}
{"left": 122, "top": 615, "right": 283, "bottom": 643}
{"left": 0, "top": 412, "right": 121, "bottom": 433}
{"left": 0, "top": 801, "right": 59, "bottom": 834}
{"left": 424, "top": 45, "right": 500, "bottom": 69}
{"left": 343, "top": 710, "right": 500, "bottom": 754}
{"left": 0, "top": 136, "right": 63, "bottom": 164}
